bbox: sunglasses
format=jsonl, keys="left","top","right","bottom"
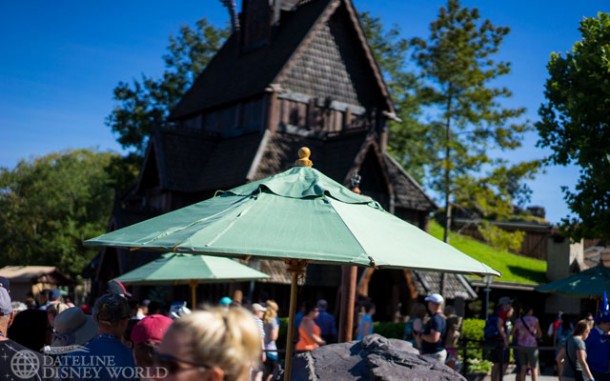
{"left": 152, "top": 350, "right": 210, "bottom": 375}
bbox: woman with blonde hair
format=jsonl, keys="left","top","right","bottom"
{"left": 154, "top": 306, "right": 262, "bottom": 381}
{"left": 263, "top": 300, "right": 279, "bottom": 381}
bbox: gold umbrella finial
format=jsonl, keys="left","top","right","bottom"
{"left": 295, "top": 147, "right": 313, "bottom": 167}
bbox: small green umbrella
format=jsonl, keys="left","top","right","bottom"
{"left": 113, "top": 253, "right": 269, "bottom": 308}
{"left": 536, "top": 264, "right": 610, "bottom": 297}
{"left": 86, "top": 149, "right": 499, "bottom": 379}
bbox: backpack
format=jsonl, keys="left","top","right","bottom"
{"left": 484, "top": 314, "right": 501, "bottom": 340}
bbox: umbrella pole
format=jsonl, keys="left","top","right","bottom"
{"left": 188, "top": 279, "right": 198, "bottom": 310}
{"left": 284, "top": 259, "right": 307, "bottom": 381}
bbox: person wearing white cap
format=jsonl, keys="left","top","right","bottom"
{"left": 420, "top": 293, "right": 447, "bottom": 363}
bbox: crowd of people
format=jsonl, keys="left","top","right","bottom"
{"left": 3, "top": 271, "right": 610, "bottom": 381}
{"left": 0, "top": 277, "right": 280, "bottom": 381}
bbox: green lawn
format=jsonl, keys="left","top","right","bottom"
{"left": 428, "top": 221, "right": 547, "bottom": 284}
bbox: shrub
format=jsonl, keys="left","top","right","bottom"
{"left": 462, "top": 318, "right": 485, "bottom": 362}
{"left": 372, "top": 322, "right": 404, "bottom": 339}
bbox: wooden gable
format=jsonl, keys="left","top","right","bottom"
{"left": 279, "top": 2, "right": 389, "bottom": 111}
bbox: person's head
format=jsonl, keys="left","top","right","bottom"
{"left": 232, "top": 290, "right": 243, "bottom": 306}
{"left": 251, "top": 303, "right": 266, "bottom": 320}
{"left": 219, "top": 297, "right": 232, "bottom": 308}
{"left": 131, "top": 314, "right": 173, "bottom": 368}
{"left": 506, "top": 306, "right": 515, "bottom": 319}
{"left": 0, "top": 287, "right": 14, "bottom": 333}
{"left": 48, "top": 288, "right": 62, "bottom": 302}
{"left": 47, "top": 302, "right": 70, "bottom": 328}
{"left": 94, "top": 293, "right": 131, "bottom": 337}
{"left": 597, "top": 310, "right": 610, "bottom": 332}
{"left": 107, "top": 280, "right": 132, "bottom": 299}
{"left": 444, "top": 305, "right": 456, "bottom": 317}
{"left": 52, "top": 307, "right": 97, "bottom": 347}
{"left": 303, "top": 301, "right": 319, "bottom": 319}
{"left": 263, "top": 300, "right": 278, "bottom": 325}
{"left": 409, "top": 303, "right": 427, "bottom": 320}
{"left": 129, "top": 300, "right": 140, "bottom": 318}
{"left": 424, "top": 293, "right": 444, "bottom": 313}
{"left": 140, "top": 299, "right": 151, "bottom": 316}
{"left": 155, "top": 307, "right": 261, "bottom": 381}
{"left": 522, "top": 305, "right": 534, "bottom": 316}
{"left": 497, "top": 296, "right": 512, "bottom": 311}
{"left": 573, "top": 319, "right": 591, "bottom": 340}
{"left": 316, "top": 299, "right": 328, "bottom": 312}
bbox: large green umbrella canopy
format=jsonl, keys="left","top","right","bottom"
{"left": 87, "top": 166, "right": 498, "bottom": 276}
{"left": 536, "top": 264, "right": 610, "bottom": 296}
{"left": 86, "top": 157, "right": 499, "bottom": 379}
{"left": 114, "top": 253, "right": 269, "bottom": 308}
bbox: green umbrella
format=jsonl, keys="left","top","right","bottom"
{"left": 86, "top": 149, "right": 499, "bottom": 379}
{"left": 536, "top": 264, "right": 610, "bottom": 296}
{"left": 113, "top": 253, "right": 269, "bottom": 308}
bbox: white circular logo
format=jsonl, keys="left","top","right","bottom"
{"left": 10, "top": 350, "right": 40, "bottom": 379}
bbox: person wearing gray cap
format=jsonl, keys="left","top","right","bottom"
{"left": 60, "top": 293, "right": 136, "bottom": 381}
{"left": 0, "top": 287, "right": 50, "bottom": 380}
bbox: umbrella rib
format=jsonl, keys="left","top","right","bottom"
{"left": 324, "top": 196, "right": 371, "bottom": 266}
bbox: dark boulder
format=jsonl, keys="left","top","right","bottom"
{"left": 290, "top": 334, "right": 466, "bottom": 381}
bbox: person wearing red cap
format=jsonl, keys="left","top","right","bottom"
{"left": 131, "top": 314, "right": 173, "bottom": 380}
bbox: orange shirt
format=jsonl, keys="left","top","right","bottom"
{"left": 296, "top": 317, "right": 321, "bottom": 351}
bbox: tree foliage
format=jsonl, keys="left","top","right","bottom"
{"left": 359, "top": 12, "right": 432, "bottom": 183}
{"left": 0, "top": 150, "right": 118, "bottom": 275}
{"left": 409, "top": 0, "right": 539, "bottom": 239}
{"left": 106, "top": 19, "right": 229, "bottom": 156}
{"left": 536, "top": 13, "right": 610, "bottom": 240}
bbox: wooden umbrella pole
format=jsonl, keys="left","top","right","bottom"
{"left": 188, "top": 279, "right": 198, "bottom": 310}
{"left": 284, "top": 259, "right": 307, "bottom": 381}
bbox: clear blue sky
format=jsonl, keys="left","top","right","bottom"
{"left": 0, "top": 1, "right": 605, "bottom": 224}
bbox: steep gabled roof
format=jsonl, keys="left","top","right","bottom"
{"left": 138, "top": 128, "right": 265, "bottom": 193}
{"left": 384, "top": 153, "right": 437, "bottom": 212}
{"left": 252, "top": 128, "right": 376, "bottom": 184}
{"left": 170, "top": 0, "right": 393, "bottom": 120}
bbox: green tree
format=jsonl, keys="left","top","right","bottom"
{"left": 106, "top": 19, "right": 229, "bottom": 156}
{"left": 536, "top": 13, "right": 610, "bottom": 240}
{"left": 410, "top": 0, "right": 539, "bottom": 242}
{"left": 359, "top": 12, "right": 432, "bottom": 183}
{"left": 0, "top": 150, "right": 118, "bottom": 275}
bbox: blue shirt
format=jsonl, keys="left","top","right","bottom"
{"left": 421, "top": 313, "right": 446, "bottom": 354}
{"left": 586, "top": 326, "right": 610, "bottom": 374}
{"left": 357, "top": 314, "right": 374, "bottom": 340}
{"left": 314, "top": 311, "right": 337, "bottom": 338}
{"left": 60, "top": 334, "right": 136, "bottom": 381}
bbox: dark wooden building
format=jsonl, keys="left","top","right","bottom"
{"left": 91, "top": 0, "right": 475, "bottom": 320}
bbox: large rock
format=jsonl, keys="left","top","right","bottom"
{"left": 290, "top": 334, "right": 466, "bottom": 381}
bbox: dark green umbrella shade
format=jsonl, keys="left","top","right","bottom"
{"left": 536, "top": 264, "right": 610, "bottom": 296}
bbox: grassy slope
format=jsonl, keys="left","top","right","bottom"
{"left": 428, "top": 221, "right": 547, "bottom": 284}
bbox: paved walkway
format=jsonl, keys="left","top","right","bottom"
{"left": 480, "top": 370, "right": 558, "bottom": 381}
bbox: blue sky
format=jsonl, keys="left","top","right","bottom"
{"left": 0, "top": 1, "right": 605, "bottom": 224}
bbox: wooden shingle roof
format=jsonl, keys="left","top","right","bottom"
{"left": 145, "top": 128, "right": 265, "bottom": 193}
{"left": 171, "top": 0, "right": 334, "bottom": 119}
{"left": 384, "top": 154, "right": 437, "bottom": 212}
{"left": 170, "top": 0, "right": 393, "bottom": 120}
